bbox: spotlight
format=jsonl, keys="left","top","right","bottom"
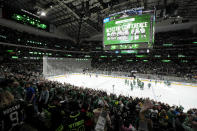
{"left": 40, "top": 11, "right": 46, "bottom": 16}
{"left": 37, "top": 11, "right": 41, "bottom": 14}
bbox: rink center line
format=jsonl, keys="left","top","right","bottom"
{"left": 48, "top": 74, "right": 197, "bottom": 88}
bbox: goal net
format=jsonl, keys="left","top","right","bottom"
{"left": 43, "top": 57, "right": 92, "bottom": 78}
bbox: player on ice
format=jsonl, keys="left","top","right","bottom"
{"left": 127, "top": 80, "right": 130, "bottom": 86}
{"left": 155, "top": 80, "right": 157, "bottom": 85}
{"left": 130, "top": 82, "right": 133, "bottom": 91}
{"left": 140, "top": 82, "right": 144, "bottom": 90}
{"left": 148, "top": 83, "right": 151, "bottom": 89}
{"left": 137, "top": 79, "right": 141, "bottom": 88}
{"left": 125, "top": 79, "right": 127, "bottom": 85}
{"left": 133, "top": 79, "right": 136, "bottom": 86}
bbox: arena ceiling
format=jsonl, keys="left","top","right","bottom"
{"left": 4, "top": 0, "right": 197, "bottom": 41}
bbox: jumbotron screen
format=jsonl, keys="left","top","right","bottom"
{"left": 103, "top": 9, "right": 155, "bottom": 50}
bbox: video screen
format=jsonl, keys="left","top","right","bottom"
{"left": 103, "top": 8, "right": 155, "bottom": 50}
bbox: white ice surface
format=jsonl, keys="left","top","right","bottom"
{"left": 48, "top": 74, "right": 197, "bottom": 112}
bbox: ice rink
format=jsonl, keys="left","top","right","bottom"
{"left": 48, "top": 73, "right": 197, "bottom": 112}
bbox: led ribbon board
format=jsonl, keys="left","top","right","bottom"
{"left": 12, "top": 14, "right": 47, "bottom": 29}
{"left": 103, "top": 8, "right": 155, "bottom": 50}
{"left": 2, "top": 7, "right": 49, "bottom": 31}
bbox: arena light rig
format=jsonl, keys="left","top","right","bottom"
{"left": 12, "top": 56, "right": 18, "bottom": 59}
{"left": 181, "top": 60, "right": 188, "bottom": 63}
{"left": 100, "top": 56, "right": 107, "bottom": 58}
{"left": 162, "top": 60, "right": 171, "bottom": 63}
{"left": 178, "top": 54, "right": 186, "bottom": 58}
{"left": 84, "top": 55, "right": 91, "bottom": 58}
{"left": 65, "top": 54, "right": 72, "bottom": 57}
{"left": 143, "top": 60, "right": 148, "bottom": 62}
{"left": 135, "top": 55, "right": 147, "bottom": 58}
{"left": 163, "top": 44, "right": 173, "bottom": 47}
{"left": 154, "top": 55, "right": 161, "bottom": 58}
{"left": 126, "top": 59, "right": 133, "bottom": 62}
{"left": 121, "top": 50, "right": 138, "bottom": 54}
{"left": 7, "top": 50, "right": 14, "bottom": 53}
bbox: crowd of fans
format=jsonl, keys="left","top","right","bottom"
{"left": 0, "top": 25, "right": 76, "bottom": 50}
{"left": 0, "top": 25, "right": 103, "bottom": 52}
{"left": 0, "top": 22, "right": 197, "bottom": 131}
{"left": 0, "top": 9, "right": 197, "bottom": 131}
{"left": 92, "top": 60, "right": 197, "bottom": 80}
{"left": 0, "top": 61, "right": 197, "bottom": 131}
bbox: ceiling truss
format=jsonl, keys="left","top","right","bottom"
{"left": 4, "top": 0, "right": 197, "bottom": 41}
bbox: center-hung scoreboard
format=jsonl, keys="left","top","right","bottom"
{"left": 103, "top": 7, "right": 155, "bottom": 50}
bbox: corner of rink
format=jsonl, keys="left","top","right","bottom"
{"left": 47, "top": 73, "right": 197, "bottom": 112}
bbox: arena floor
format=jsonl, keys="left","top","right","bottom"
{"left": 47, "top": 73, "right": 197, "bottom": 112}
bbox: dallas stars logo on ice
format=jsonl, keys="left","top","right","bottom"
{"left": 106, "top": 18, "right": 148, "bottom": 41}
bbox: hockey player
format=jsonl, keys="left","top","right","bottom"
{"left": 137, "top": 79, "right": 141, "bottom": 88}
{"left": 130, "top": 82, "right": 133, "bottom": 91}
{"left": 133, "top": 79, "right": 136, "bottom": 86}
{"left": 140, "top": 82, "right": 144, "bottom": 90}
{"left": 155, "top": 80, "right": 157, "bottom": 85}
{"left": 148, "top": 83, "right": 151, "bottom": 89}
{"left": 125, "top": 79, "right": 127, "bottom": 85}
